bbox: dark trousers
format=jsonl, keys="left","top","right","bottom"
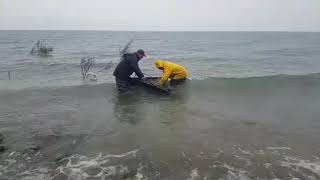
{"left": 170, "top": 79, "right": 186, "bottom": 86}
{"left": 115, "top": 77, "right": 131, "bottom": 92}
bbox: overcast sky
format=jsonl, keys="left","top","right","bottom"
{"left": 1, "top": 0, "right": 320, "bottom": 31}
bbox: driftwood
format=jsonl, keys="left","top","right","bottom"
{"left": 30, "top": 40, "right": 53, "bottom": 56}
{"left": 79, "top": 40, "right": 133, "bottom": 80}
{"left": 80, "top": 57, "right": 95, "bottom": 79}
{"left": 97, "top": 40, "right": 133, "bottom": 73}
{"left": 119, "top": 40, "right": 133, "bottom": 61}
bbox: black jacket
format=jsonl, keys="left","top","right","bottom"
{"left": 113, "top": 53, "right": 144, "bottom": 81}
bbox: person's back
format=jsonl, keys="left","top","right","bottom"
{"left": 164, "top": 61, "right": 188, "bottom": 79}
{"left": 113, "top": 53, "right": 143, "bottom": 81}
{"left": 155, "top": 60, "right": 189, "bottom": 86}
{"left": 113, "top": 49, "right": 146, "bottom": 92}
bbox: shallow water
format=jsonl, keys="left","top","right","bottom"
{"left": 1, "top": 31, "right": 320, "bottom": 89}
{"left": 1, "top": 31, "right": 320, "bottom": 179}
{"left": 1, "top": 74, "right": 320, "bottom": 179}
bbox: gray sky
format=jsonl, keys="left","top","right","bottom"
{"left": 1, "top": 0, "right": 320, "bottom": 31}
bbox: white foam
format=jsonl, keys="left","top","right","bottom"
{"left": 267, "top": 147, "right": 292, "bottom": 150}
{"left": 189, "top": 76, "right": 208, "bottom": 80}
{"left": 135, "top": 172, "right": 144, "bottom": 180}
{"left": 21, "top": 174, "right": 52, "bottom": 180}
{"left": 187, "top": 168, "right": 200, "bottom": 180}
{"left": 281, "top": 156, "right": 320, "bottom": 176}
{"left": 212, "top": 149, "right": 223, "bottom": 158}
{"left": 56, "top": 149, "right": 139, "bottom": 179}
{"left": 223, "top": 164, "right": 251, "bottom": 180}
{"left": 9, "top": 151, "right": 15, "bottom": 157}
{"left": 237, "top": 147, "right": 252, "bottom": 155}
{"left": 85, "top": 72, "right": 98, "bottom": 81}
{"left": 18, "top": 168, "right": 51, "bottom": 180}
{"left": 264, "top": 163, "right": 272, "bottom": 169}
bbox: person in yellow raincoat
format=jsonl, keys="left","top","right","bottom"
{"left": 154, "top": 59, "right": 189, "bottom": 86}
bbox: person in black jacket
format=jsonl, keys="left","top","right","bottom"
{"left": 113, "top": 49, "right": 146, "bottom": 92}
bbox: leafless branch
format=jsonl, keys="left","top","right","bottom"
{"left": 119, "top": 40, "right": 133, "bottom": 61}
{"left": 80, "top": 57, "right": 95, "bottom": 79}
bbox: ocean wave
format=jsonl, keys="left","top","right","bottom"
{"left": 0, "top": 150, "right": 140, "bottom": 180}
{"left": 46, "top": 61, "right": 117, "bottom": 69}
{"left": 1, "top": 145, "right": 320, "bottom": 180}
{"left": 56, "top": 150, "right": 139, "bottom": 180}
{"left": 2, "top": 71, "right": 320, "bottom": 93}
{"left": 281, "top": 156, "right": 320, "bottom": 177}
{"left": 258, "top": 48, "right": 319, "bottom": 57}
{"left": 189, "top": 72, "right": 320, "bottom": 83}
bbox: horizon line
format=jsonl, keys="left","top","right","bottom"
{"left": 0, "top": 29, "right": 319, "bottom": 33}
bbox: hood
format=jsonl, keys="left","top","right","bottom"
{"left": 155, "top": 60, "right": 164, "bottom": 69}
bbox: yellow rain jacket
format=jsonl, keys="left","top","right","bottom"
{"left": 155, "top": 60, "right": 189, "bottom": 85}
